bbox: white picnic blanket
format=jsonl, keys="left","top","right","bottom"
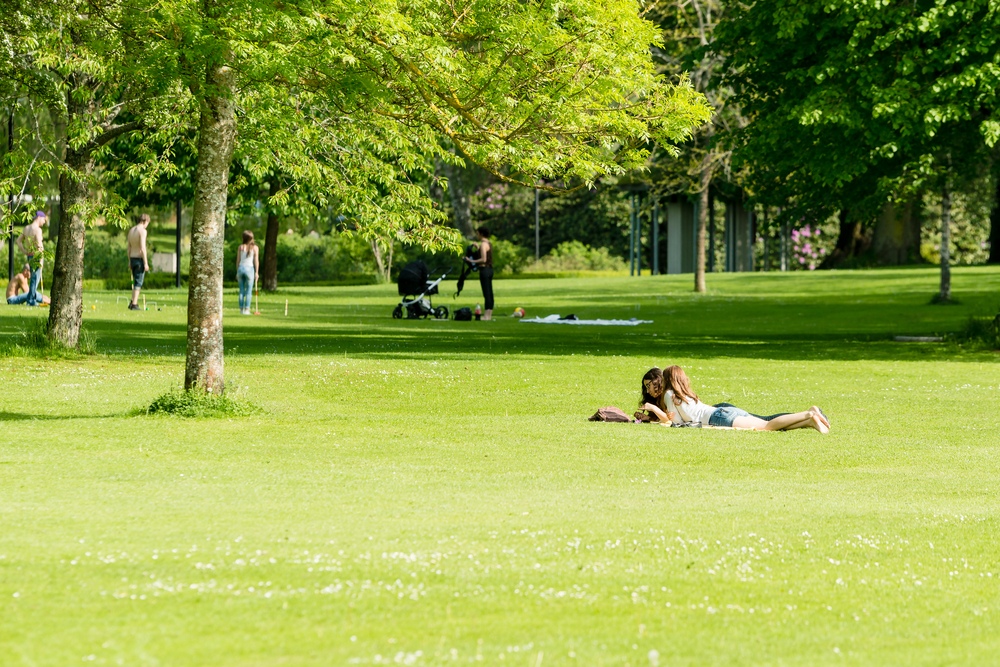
{"left": 520, "top": 314, "right": 653, "bottom": 326}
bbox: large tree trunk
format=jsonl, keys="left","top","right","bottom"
{"left": 819, "top": 209, "right": 868, "bottom": 268}
{"left": 694, "top": 164, "right": 710, "bottom": 293}
{"left": 873, "top": 197, "right": 921, "bottom": 265}
{"left": 261, "top": 177, "right": 280, "bottom": 291}
{"left": 184, "top": 60, "right": 237, "bottom": 393}
{"left": 989, "top": 173, "right": 1000, "bottom": 264}
{"left": 938, "top": 181, "right": 952, "bottom": 301}
{"left": 47, "top": 152, "right": 93, "bottom": 348}
{"left": 443, "top": 151, "right": 475, "bottom": 238}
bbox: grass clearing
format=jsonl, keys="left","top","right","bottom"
{"left": 1, "top": 266, "right": 999, "bottom": 666}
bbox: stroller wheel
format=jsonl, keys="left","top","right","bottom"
{"left": 434, "top": 306, "right": 449, "bottom": 320}
{"left": 392, "top": 305, "right": 403, "bottom": 319}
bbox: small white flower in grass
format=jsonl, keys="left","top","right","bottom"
{"left": 648, "top": 650, "right": 660, "bottom": 666}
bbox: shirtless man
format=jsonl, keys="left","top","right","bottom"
{"left": 126, "top": 214, "right": 150, "bottom": 311}
{"left": 10, "top": 211, "right": 47, "bottom": 306}
{"left": 7, "top": 265, "right": 50, "bottom": 305}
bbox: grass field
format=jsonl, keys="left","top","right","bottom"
{"left": 2, "top": 266, "right": 999, "bottom": 666}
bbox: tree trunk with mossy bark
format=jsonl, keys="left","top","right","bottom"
{"left": 184, "top": 60, "right": 237, "bottom": 393}
{"left": 819, "top": 210, "right": 869, "bottom": 268}
{"left": 989, "top": 173, "right": 1000, "bottom": 264}
{"left": 47, "top": 151, "right": 93, "bottom": 348}
{"left": 262, "top": 178, "right": 280, "bottom": 291}
{"left": 694, "top": 164, "right": 710, "bottom": 293}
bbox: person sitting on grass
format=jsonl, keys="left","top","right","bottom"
{"left": 6, "top": 264, "right": 50, "bottom": 305}
{"left": 640, "top": 366, "right": 831, "bottom": 433}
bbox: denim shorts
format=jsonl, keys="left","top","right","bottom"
{"left": 708, "top": 406, "right": 750, "bottom": 427}
{"left": 130, "top": 257, "right": 145, "bottom": 288}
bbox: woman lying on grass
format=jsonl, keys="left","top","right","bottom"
{"left": 639, "top": 366, "right": 831, "bottom": 433}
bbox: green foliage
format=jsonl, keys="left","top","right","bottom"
{"left": 529, "top": 240, "right": 628, "bottom": 272}
{"left": 146, "top": 389, "right": 259, "bottom": 418}
{"left": 471, "top": 181, "right": 633, "bottom": 259}
{"left": 221, "top": 233, "right": 373, "bottom": 283}
{"left": 82, "top": 233, "right": 130, "bottom": 280}
{"left": 717, "top": 0, "right": 1000, "bottom": 219}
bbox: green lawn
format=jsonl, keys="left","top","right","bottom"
{"left": 1, "top": 266, "right": 998, "bottom": 666}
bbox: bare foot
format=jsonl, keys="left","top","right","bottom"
{"left": 811, "top": 406, "right": 831, "bottom": 429}
{"left": 810, "top": 412, "right": 830, "bottom": 434}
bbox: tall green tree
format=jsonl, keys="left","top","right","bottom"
{"left": 115, "top": 0, "right": 710, "bottom": 393}
{"left": 648, "top": 0, "right": 744, "bottom": 292}
{"left": 717, "top": 0, "right": 1000, "bottom": 283}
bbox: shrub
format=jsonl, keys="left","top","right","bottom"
{"left": 223, "top": 232, "right": 373, "bottom": 283}
{"left": 146, "top": 389, "right": 260, "bottom": 418}
{"left": 957, "top": 315, "right": 1000, "bottom": 350}
{"left": 528, "top": 240, "right": 627, "bottom": 272}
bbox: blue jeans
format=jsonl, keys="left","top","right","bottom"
{"left": 237, "top": 265, "right": 255, "bottom": 310}
{"left": 7, "top": 264, "right": 42, "bottom": 306}
{"left": 709, "top": 406, "right": 751, "bottom": 427}
{"left": 713, "top": 403, "right": 788, "bottom": 422}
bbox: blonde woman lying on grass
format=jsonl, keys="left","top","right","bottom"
{"left": 640, "top": 366, "right": 831, "bottom": 433}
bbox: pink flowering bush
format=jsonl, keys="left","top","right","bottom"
{"left": 791, "top": 224, "right": 827, "bottom": 270}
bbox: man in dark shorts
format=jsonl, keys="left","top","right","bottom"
{"left": 126, "top": 214, "right": 150, "bottom": 311}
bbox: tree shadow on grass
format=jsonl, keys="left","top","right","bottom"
{"left": 0, "top": 410, "right": 126, "bottom": 422}
{"left": 69, "top": 316, "right": 994, "bottom": 363}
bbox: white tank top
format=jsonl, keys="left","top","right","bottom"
{"left": 239, "top": 245, "right": 255, "bottom": 270}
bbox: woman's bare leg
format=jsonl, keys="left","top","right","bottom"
{"left": 731, "top": 415, "right": 770, "bottom": 430}
{"left": 764, "top": 410, "right": 829, "bottom": 433}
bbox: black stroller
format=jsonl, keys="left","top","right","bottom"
{"left": 392, "top": 260, "right": 451, "bottom": 319}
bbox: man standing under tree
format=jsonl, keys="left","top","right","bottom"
{"left": 127, "top": 214, "right": 150, "bottom": 311}
{"left": 10, "top": 211, "right": 47, "bottom": 306}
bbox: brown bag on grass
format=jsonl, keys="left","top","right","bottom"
{"left": 588, "top": 406, "right": 632, "bottom": 422}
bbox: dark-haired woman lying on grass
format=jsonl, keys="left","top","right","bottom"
{"left": 639, "top": 366, "right": 831, "bottom": 433}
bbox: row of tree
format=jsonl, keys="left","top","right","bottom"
{"left": 641, "top": 0, "right": 1000, "bottom": 298}
{"left": 0, "top": 0, "right": 710, "bottom": 393}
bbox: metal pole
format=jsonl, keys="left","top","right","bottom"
{"left": 692, "top": 200, "right": 699, "bottom": 275}
{"left": 762, "top": 208, "right": 769, "bottom": 272}
{"left": 7, "top": 109, "right": 14, "bottom": 282}
{"left": 175, "top": 200, "right": 182, "bottom": 288}
{"left": 708, "top": 191, "right": 715, "bottom": 273}
{"left": 629, "top": 193, "right": 635, "bottom": 276}
{"left": 651, "top": 198, "right": 659, "bottom": 275}
{"left": 636, "top": 193, "right": 642, "bottom": 276}
{"left": 534, "top": 188, "right": 540, "bottom": 262}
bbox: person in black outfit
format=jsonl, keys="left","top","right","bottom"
{"left": 466, "top": 226, "right": 494, "bottom": 320}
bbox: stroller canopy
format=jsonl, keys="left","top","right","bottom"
{"left": 397, "top": 260, "right": 429, "bottom": 296}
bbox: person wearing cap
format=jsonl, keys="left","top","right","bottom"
{"left": 7, "top": 264, "right": 50, "bottom": 305}
{"left": 8, "top": 211, "right": 47, "bottom": 306}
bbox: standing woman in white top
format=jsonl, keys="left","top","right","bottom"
{"left": 643, "top": 366, "right": 831, "bottom": 433}
{"left": 236, "top": 231, "right": 259, "bottom": 315}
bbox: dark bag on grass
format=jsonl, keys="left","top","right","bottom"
{"left": 670, "top": 421, "right": 702, "bottom": 428}
{"left": 454, "top": 307, "right": 473, "bottom": 321}
{"left": 589, "top": 406, "right": 631, "bottom": 422}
